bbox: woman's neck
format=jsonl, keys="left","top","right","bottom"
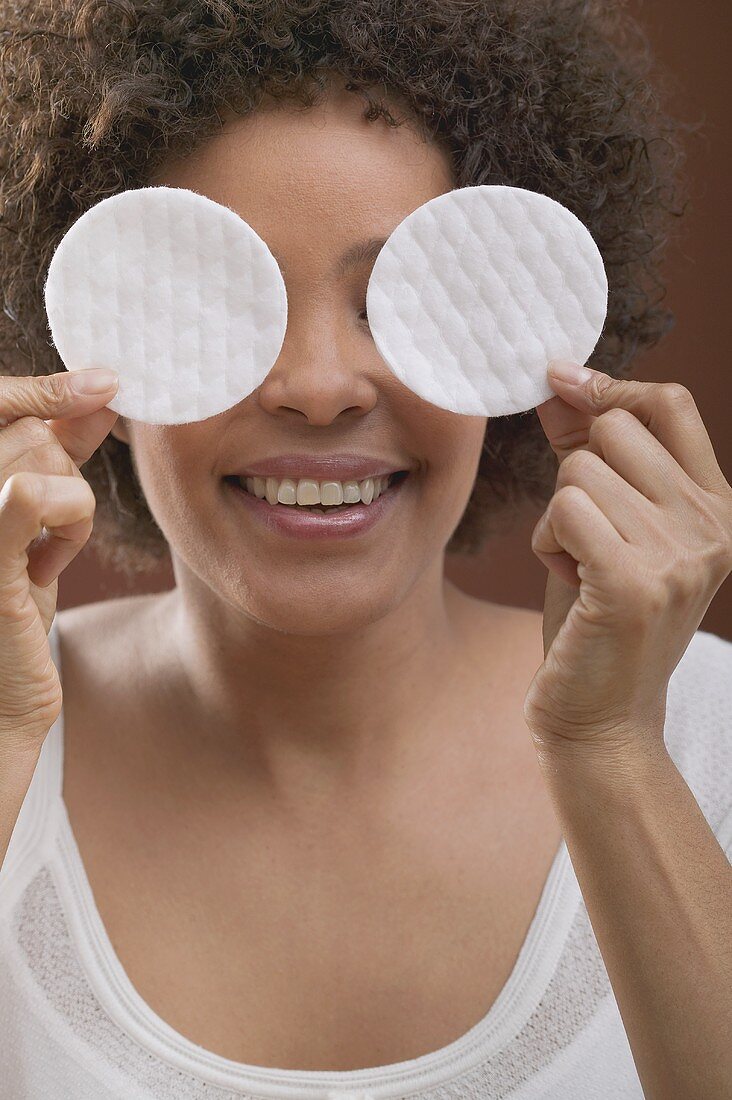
{"left": 150, "top": 564, "right": 497, "bottom": 792}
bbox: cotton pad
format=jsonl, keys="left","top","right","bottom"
{"left": 44, "top": 186, "right": 288, "bottom": 425}
{"left": 366, "top": 185, "right": 608, "bottom": 417}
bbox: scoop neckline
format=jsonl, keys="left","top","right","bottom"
{"left": 47, "top": 614, "right": 581, "bottom": 1098}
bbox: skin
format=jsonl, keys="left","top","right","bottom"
{"left": 51, "top": 78, "right": 561, "bottom": 1068}
{"left": 5, "top": 73, "right": 729, "bottom": 1092}
{"left": 109, "top": 81, "right": 503, "bottom": 769}
{"left": 525, "top": 363, "right": 732, "bottom": 1098}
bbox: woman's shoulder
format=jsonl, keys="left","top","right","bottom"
{"left": 52, "top": 591, "right": 174, "bottom": 772}
{"left": 461, "top": 600, "right": 732, "bottom": 848}
{"left": 663, "top": 628, "right": 732, "bottom": 842}
{"left": 665, "top": 628, "right": 732, "bottom": 743}
{"left": 53, "top": 590, "right": 173, "bottom": 688}
{"left": 54, "top": 590, "right": 166, "bottom": 644}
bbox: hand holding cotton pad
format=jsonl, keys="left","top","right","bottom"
{"left": 366, "top": 185, "right": 608, "bottom": 416}
{"left": 44, "top": 182, "right": 606, "bottom": 425}
{"left": 44, "top": 185, "right": 288, "bottom": 425}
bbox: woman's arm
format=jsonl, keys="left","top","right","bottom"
{"left": 538, "top": 737, "right": 732, "bottom": 1100}
{"left": 525, "top": 360, "right": 732, "bottom": 1099}
{"left": 0, "top": 740, "right": 43, "bottom": 873}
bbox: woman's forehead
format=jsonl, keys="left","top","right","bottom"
{"left": 153, "top": 94, "right": 453, "bottom": 269}
{"left": 143, "top": 103, "right": 450, "bottom": 291}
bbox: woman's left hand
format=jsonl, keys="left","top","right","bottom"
{"left": 525, "top": 359, "right": 732, "bottom": 756}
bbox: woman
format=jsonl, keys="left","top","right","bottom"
{"left": 0, "top": 2, "right": 730, "bottom": 1098}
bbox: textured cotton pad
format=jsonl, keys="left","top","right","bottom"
{"left": 366, "top": 185, "right": 608, "bottom": 416}
{"left": 44, "top": 186, "right": 288, "bottom": 425}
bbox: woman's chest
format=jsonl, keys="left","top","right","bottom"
{"left": 63, "top": 719, "right": 562, "bottom": 1071}
{"left": 58, "top": 600, "right": 561, "bottom": 1070}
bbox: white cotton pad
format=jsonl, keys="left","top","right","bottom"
{"left": 366, "top": 185, "right": 608, "bottom": 417}
{"left": 44, "top": 186, "right": 288, "bottom": 425}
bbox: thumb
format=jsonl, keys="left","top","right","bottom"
{"left": 533, "top": 360, "right": 601, "bottom": 658}
{"left": 533, "top": 360, "right": 606, "bottom": 463}
{"left": 541, "top": 570, "right": 577, "bottom": 659}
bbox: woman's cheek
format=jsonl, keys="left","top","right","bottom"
{"left": 125, "top": 428, "right": 210, "bottom": 544}
{"left": 424, "top": 416, "right": 487, "bottom": 537}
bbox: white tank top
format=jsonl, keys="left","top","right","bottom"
{"left": 1, "top": 617, "right": 731, "bottom": 1099}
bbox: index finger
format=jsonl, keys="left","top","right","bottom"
{"left": 0, "top": 368, "right": 118, "bottom": 427}
{"left": 44, "top": 404, "right": 121, "bottom": 469}
{"left": 542, "top": 360, "right": 726, "bottom": 493}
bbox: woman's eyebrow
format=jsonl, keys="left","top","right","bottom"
{"left": 270, "top": 237, "right": 387, "bottom": 277}
{"left": 334, "top": 237, "right": 388, "bottom": 275}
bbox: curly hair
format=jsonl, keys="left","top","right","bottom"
{"left": 0, "top": 0, "right": 686, "bottom": 578}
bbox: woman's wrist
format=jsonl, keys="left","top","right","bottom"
{"left": 0, "top": 735, "right": 45, "bottom": 875}
{"left": 530, "top": 725, "right": 674, "bottom": 806}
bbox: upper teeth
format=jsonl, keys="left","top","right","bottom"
{"left": 240, "top": 475, "right": 390, "bottom": 506}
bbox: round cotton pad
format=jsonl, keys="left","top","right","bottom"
{"left": 44, "top": 186, "right": 288, "bottom": 425}
{"left": 366, "top": 185, "right": 608, "bottom": 417}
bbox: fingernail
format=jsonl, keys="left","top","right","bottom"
{"left": 548, "top": 359, "right": 594, "bottom": 386}
{"left": 68, "top": 367, "right": 119, "bottom": 394}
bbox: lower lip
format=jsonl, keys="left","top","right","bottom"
{"left": 224, "top": 477, "right": 408, "bottom": 540}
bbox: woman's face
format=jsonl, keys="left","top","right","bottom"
{"left": 112, "top": 83, "right": 488, "bottom": 635}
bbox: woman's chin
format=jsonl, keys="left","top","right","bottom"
{"left": 231, "top": 586, "right": 402, "bottom": 637}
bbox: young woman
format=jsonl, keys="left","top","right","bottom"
{"left": 0, "top": 3, "right": 730, "bottom": 1098}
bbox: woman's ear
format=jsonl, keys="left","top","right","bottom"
{"left": 110, "top": 417, "right": 130, "bottom": 445}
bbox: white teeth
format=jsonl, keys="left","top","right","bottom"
{"left": 342, "top": 480, "right": 361, "bottom": 503}
{"left": 265, "top": 477, "right": 279, "bottom": 505}
{"left": 241, "top": 474, "right": 390, "bottom": 507}
{"left": 320, "top": 481, "right": 344, "bottom": 506}
{"left": 276, "top": 478, "right": 297, "bottom": 505}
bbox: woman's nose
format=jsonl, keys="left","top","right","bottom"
{"left": 254, "top": 302, "right": 379, "bottom": 426}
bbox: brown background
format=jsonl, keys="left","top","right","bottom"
{"left": 59, "top": 0, "right": 732, "bottom": 641}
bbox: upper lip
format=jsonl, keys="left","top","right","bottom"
{"left": 228, "top": 453, "right": 411, "bottom": 482}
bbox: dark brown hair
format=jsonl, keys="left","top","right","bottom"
{"left": 0, "top": 0, "right": 685, "bottom": 577}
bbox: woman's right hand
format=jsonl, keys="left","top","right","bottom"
{"left": 0, "top": 367, "right": 120, "bottom": 752}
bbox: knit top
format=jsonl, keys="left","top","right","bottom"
{"left": 2, "top": 617, "right": 731, "bottom": 1099}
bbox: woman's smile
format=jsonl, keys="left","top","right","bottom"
{"left": 222, "top": 468, "right": 412, "bottom": 539}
